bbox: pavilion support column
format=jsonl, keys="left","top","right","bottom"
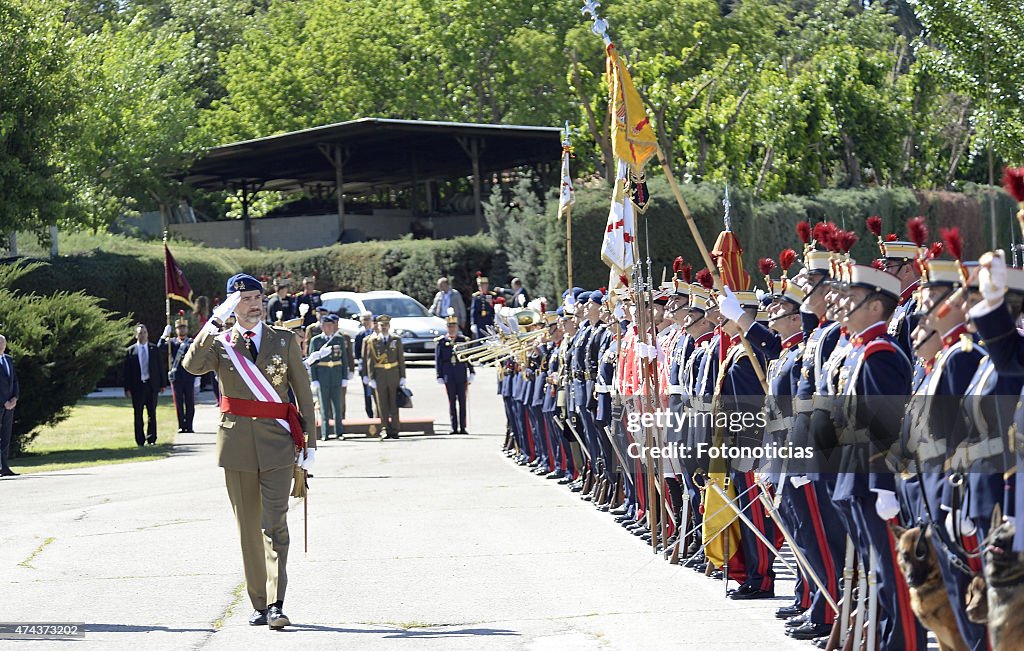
{"left": 456, "top": 136, "right": 486, "bottom": 232}
{"left": 318, "top": 143, "right": 350, "bottom": 241}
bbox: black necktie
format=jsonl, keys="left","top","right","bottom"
{"left": 244, "top": 331, "right": 258, "bottom": 362}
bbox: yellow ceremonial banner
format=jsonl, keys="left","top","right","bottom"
{"left": 606, "top": 44, "right": 658, "bottom": 174}
{"left": 702, "top": 472, "right": 742, "bottom": 570}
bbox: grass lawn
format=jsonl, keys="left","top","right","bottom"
{"left": 10, "top": 397, "right": 179, "bottom": 474}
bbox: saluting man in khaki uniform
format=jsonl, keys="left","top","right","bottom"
{"left": 183, "top": 273, "right": 316, "bottom": 630}
{"left": 364, "top": 314, "right": 406, "bottom": 439}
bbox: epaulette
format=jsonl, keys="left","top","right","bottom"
{"left": 472, "top": 291, "right": 481, "bottom": 297}
{"left": 863, "top": 339, "right": 897, "bottom": 359}
{"left": 434, "top": 335, "right": 445, "bottom": 342}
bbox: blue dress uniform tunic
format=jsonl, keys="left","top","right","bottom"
{"left": 434, "top": 333, "right": 473, "bottom": 433}
{"left": 469, "top": 290, "right": 497, "bottom": 338}
{"left": 829, "top": 321, "right": 925, "bottom": 651}
{"left": 888, "top": 282, "right": 919, "bottom": 361}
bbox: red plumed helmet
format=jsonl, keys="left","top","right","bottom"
{"left": 758, "top": 257, "right": 776, "bottom": 275}
{"left": 779, "top": 249, "right": 797, "bottom": 272}
{"left": 681, "top": 264, "right": 693, "bottom": 284}
{"left": 886, "top": 233, "right": 898, "bottom": 241}
{"left": 696, "top": 268, "right": 714, "bottom": 290}
{"left": 837, "top": 231, "right": 858, "bottom": 254}
{"left": 796, "top": 221, "right": 812, "bottom": 245}
{"left": 907, "top": 217, "right": 929, "bottom": 247}
{"left": 940, "top": 226, "right": 963, "bottom": 261}
{"left": 1002, "top": 167, "right": 1024, "bottom": 203}
{"left": 866, "top": 215, "right": 882, "bottom": 237}
{"left": 928, "top": 242, "right": 944, "bottom": 259}
{"left": 673, "top": 256, "right": 685, "bottom": 273}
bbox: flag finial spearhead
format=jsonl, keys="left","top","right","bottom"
{"left": 722, "top": 182, "right": 732, "bottom": 232}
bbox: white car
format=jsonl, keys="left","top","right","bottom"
{"left": 319, "top": 290, "right": 447, "bottom": 360}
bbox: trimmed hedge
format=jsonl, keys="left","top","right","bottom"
{"left": 9, "top": 235, "right": 501, "bottom": 338}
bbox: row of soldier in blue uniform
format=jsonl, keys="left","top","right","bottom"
{"left": 498, "top": 218, "right": 1024, "bottom": 651}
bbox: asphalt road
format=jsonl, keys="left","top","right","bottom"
{"left": 4, "top": 364, "right": 807, "bottom": 650}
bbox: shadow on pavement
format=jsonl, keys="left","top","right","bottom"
{"left": 85, "top": 624, "right": 216, "bottom": 634}
{"left": 284, "top": 624, "right": 519, "bottom": 639}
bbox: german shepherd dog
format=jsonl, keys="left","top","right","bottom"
{"left": 891, "top": 523, "right": 968, "bottom": 651}
{"left": 985, "top": 505, "right": 1024, "bottom": 651}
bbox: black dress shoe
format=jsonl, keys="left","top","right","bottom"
{"left": 813, "top": 636, "right": 829, "bottom": 649}
{"left": 557, "top": 476, "right": 573, "bottom": 485}
{"left": 786, "top": 622, "right": 832, "bottom": 640}
{"left": 785, "top": 613, "right": 810, "bottom": 628}
{"left": 248, "top": 609, "right": 267, "bottom": 626}
{"left": 267, "top": 604, "right": 290, "bottom": 629}
{"left": 1, "top": 468, "right": 18, "bottom": 476}
{"left": 729, "top": 585, "right": 774, "bottom": 600}
{"left": 775, "top": 604, "right": 807, "bottom": 619}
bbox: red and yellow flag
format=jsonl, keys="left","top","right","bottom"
{"left": 606, "top": 44, "right": 658, "bottom": 174}
{"left": 164, "top": 244, "right": 194, "bottom": 310}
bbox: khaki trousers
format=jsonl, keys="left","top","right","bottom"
{"left": 374, "top": 371, "right": 401, "bottom": 435}
{"left": 224, "top": 466, "right": 292, "bottom": 610}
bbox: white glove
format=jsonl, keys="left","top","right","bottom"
{"left": 613, "top": 304, "right": 625, "bottom": 320}
{"left": 341, "top": 379, "right": 348, "bottom": 388}
{"left": 436, "top": 377, "right": 446, "bottom": 385}
{"left": 311, "top": 380, "right": 321, "bottom": 392}
{"left": 212, "top": 292, "right": 242, "bottom": 324}
{"left": 299, "top": 447, "right": 316, "bottom": 471}
{"left": 468, "top": 373, "right": 475, "bottom": 384}
{"left": 790, "top": 475, "right": 811, "bottom": 488}
{"left": 362, "top": 376, "right": 369, "bottom": 385}
{"left": 872, "top": 488, "right": 901, "bottom": 520}
{"left": 946, "top": 510, "right": 978, "bottom": 540}
{"left": 161, "top": 324, "right": 172, "bottom": 339}
{"left": 718, "top": 285, "right": 745, "bottom": 323}
{"left": 399, "top": 378, "right": 407, "bottom": 388}
{"left": 369, "top": 379, "right": 377, "bottom": 390}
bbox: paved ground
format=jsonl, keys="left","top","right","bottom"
{"left": 4, "top": 364, "right": 809, "bottom": 650}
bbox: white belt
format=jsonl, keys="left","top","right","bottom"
{"left": 595, "top": 383, "right": 611, "bottom": 394}
{"left": 838, "top": 427, "right": 871, "bottom": 445}
{"left": 794, "top": 398, "right": 814, "bottom": 413}
{"left": 964, "top": 438, "right": 1004, "bottom": 464}
{"left": 668, "top": 385, "right": 684, "bottom": 395}
{"left": 766, "top": 417, "right": 793, "bottom": 433}
{"left": 912, "top": 437, "right": 947, "bottom": 461}
{"left": 691, "top": 399, "right": 711, "bottom": 411}
{"left": 812, "top": 395, "right": 835, "bottom": 410}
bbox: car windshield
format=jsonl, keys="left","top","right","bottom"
{"left": 361, "top": 297, "right": 430, "bottom": 318}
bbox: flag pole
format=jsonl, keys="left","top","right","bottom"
{"left": 566, "top": 205, "right": 574, "bottom": 290}
{"left": 560, "top": 121, "right": 575, "bottom": 291}
{"left": 163, "top": 231, "right": 173, "bottom": 390}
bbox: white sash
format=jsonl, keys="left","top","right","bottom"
{"left": 218, "top": 331, "right": 290, "bottom": 432}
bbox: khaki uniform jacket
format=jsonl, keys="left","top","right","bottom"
{"left": 364, "top": 334, "right": 406, "bottom": 382}
{"left": 183, "top": 324, "right": 316, "bottom": 472}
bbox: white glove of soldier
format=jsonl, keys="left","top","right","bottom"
{"left": 362, "top": 376, "right": 369, "bottom": 385}
{"left": 369, "top": 379, "right": 377, "bottom": 390}
{"left": 718, "top": 285, "right": 745, "bottom": 323}
{"left": 790, "top": 475, "right": 811, "bottom": 488}
{"left": 161, "top": 324, "right": 172, "bottom": 339}
{"left": 310, "top": 380, "right": 321, "bottom": 392}
{"left": 436, "top": 377, "right": 446, "bottom": 385}
{"left": 613, "top": 304, "right": 626, "bottom": 321}
{"left": 969, "top": 250, "right": 1008, "bottom": 320}
{"left": 299, "top": 447, "right": 316, "bottom": 471}
{"left": 872, "top": 488, "right": 901, "bottom": 520}
{"left": 341, "top": 379, "right": 348, "bottom": 388}
{"left": 399, "top": 377, "right": 407, "bottom": 388}
{"left": 468, "top": 373, "right": 475, "bottom": 384}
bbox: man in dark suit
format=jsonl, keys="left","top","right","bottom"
{"left": 0, "top": 334, "right": 20, "bottom": 476}
{"left": 123, "top": 324, "right": 167, "bottom": 446}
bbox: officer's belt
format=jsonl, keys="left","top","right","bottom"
{"left": 595, "top": 382, "right": 612, "bottom": 394}
{"left": 811, "top": 395, "right": 836, "bottom": 410}
{"left": 766, "top": 416, "right": 793, "bottom": 434}
{"left": 946, "top": 438, "right": 1004, "bottom": 471}
{"left": 912, "top": 437, "right": 946, "bottom": 461}
{"left": 793, "top": 398, "right": 814, "bottom": 414}
{"left": 837, "top": 427, "right": 871, "bottom": 445}
{"left": 668, "top": 385, "right": 684, "bottom": 395}
{"left": 375, "top": 361, "right": 399, "bottom": 370}
{"left": 318, "top": 361, "right": 343, "bottom": 368}
{"left": 691, "top": 398, "right": 711, "bottom": 411}
{"left": 572, "top": 370, "right": 585, "bottom": 381}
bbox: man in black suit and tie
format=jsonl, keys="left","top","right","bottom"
{"left": 0, "top": 334, "right": 20, "bottom": 477}
{"left": 123, "top": 324, "right": 167, "bottom": 446}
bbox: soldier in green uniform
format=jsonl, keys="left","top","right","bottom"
{"left": 183, "top": 273, "right": 316, "bottom": 631}
{"left": 365, "top": 314, "right": 407, "bottom": 439}
{"left": 308, "top": 314, "right": 351, "bottom": 440}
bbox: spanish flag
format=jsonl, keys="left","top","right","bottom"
{"left": 702, "top": 472, "right": 744, "bottom": 579}
{"left": 606, "top": 44, "right": 658, "bottom": 174}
